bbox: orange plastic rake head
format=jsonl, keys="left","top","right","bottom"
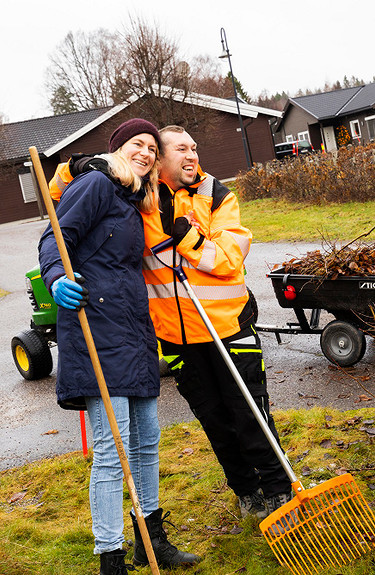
{"left": 260, "top": 473, "right": 375, "bottom": 575}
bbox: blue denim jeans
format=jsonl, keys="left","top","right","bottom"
{"left": 85, "top": 396, "right": 160, "bottom": 554}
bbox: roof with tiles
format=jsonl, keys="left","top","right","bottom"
{"left": 338, "top": 82, "right": 375, "bottom": 115}
{"left": 289, "top": 86, "right": 362, "bottom": 120}
{"left": 1, "top": 107, "right": 112, "bottom": 161}
{"left": 1, "top": 89, "right": 282, "bottom": 163}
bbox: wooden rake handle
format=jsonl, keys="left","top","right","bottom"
{"left": 29, "top": 147, "right": 160, "bottom": 575}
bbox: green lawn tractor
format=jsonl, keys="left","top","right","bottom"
{"left": 11, "top": 265, "right": 57, "bottom": 380}
{"left": 11, "top": 266, "right": 171, "bottom": 381}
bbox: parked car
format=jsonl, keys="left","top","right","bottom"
{"left": 274, "top": 140, "right": 314, "bottom": 160}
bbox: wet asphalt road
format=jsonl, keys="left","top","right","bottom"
{"left": 0, "top": 218, "right": 374, "bottom": 470}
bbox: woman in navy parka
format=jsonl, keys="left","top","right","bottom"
{"left": 39, "top": 119, "right": 200, "bottom": 575}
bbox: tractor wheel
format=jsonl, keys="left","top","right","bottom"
{"left": 11, "top": 329, "right": 53, "bottom": 380}
{"left": 320, "top": 320, "right": 366, "bottom": 367}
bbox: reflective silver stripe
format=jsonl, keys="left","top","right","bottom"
{"left": 143, "top": 252, "right": 172, "bottom": 271}
{"left": 230, "top": 335, "right": 256, "bottom": 345}
{"left": 261, "top": 397, "right": 269, "bottom": 424}
{"left": 56, "top": 174, "right": 68, "bottom": 193}
{"left": 143, "top": 253, "right": 195, "bottom": 271}
{"left": 196, "top": 174, "right": 214, "bottom": 197}
{"left": 147, "top": 281, "right": 247, "bottom": 300}
{"left": 190, "top": 283, "right": 247, "bottom": 300}
{"left": 196, "top": 240, "right": 216, "bottom": 273}
{"left": 226, "top": 231, "right": 251, "bottom": 258}
{"left": 147, "top": 282, "right": 175, "bottom": 299}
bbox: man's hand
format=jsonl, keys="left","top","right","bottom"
{"left": 70, "top": 154, "right": 108, "bottom": 177}
{"left": 82, "top": 157, "right": 109, "bottom": 173}
{"left": 184, "top": 210, "right": 200, "bottom": 230}
{"left": 51, "top": 273, "right": 89, "bottom": 311}
{"left": 173, "top": 211, "right": 202, "bottom": 246}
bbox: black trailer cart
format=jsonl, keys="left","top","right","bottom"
{"left": 256, "top": 268, "right": 375, "bottom": 367}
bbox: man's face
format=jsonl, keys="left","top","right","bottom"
{"left": 158, "top": 130, "right": 199, "bottom": 191}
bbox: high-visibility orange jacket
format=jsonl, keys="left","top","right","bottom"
{"left": 49, "top": 162, "right": 74, "bottom": 200}
{"left": 49, "top": 163, "right": 252, "bottom": 344}
{"left": 143, "top": 171, "right": 252, "bottom": 344}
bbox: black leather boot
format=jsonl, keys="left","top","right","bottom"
{"left": 131, "top": 508, "right": 202, "bottom": 568}
{"left": 100, "top": 549, "right": 135, "bottom": 575}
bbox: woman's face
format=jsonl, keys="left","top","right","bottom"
{"left": 120, "top": 133, "right": 157, "bottom": 177}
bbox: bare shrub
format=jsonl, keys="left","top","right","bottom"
{"left": 237, "top": 143, "right": 375, "bottom": 204}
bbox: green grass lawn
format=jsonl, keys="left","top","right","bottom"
{"left": 1, "top": 408, "right": 374, "bottom": 575}
{"left": 238, "top": 198, "right": 375, "bottom": 243}
{"left": 1, "top": 200, "right": 374, "bottom": 573}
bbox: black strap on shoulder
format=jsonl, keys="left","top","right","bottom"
{"left": 211, "top": 179, "right": 231, "bottom": 212}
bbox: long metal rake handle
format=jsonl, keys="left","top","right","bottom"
{"left": 151, "top": 239, "right": 302, "bottom": 492}
{"left": 182, "top": 277, "right": 298, "bottom": 483}
{"left": 30, "top": 147, "right": 160, "bottom": 575}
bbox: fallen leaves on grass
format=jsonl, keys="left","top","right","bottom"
{"left": 354, "top": 395, "right": 372, "bottom": 403}
{"left": 8, "top": 491, "right": 27, "bottom": 504}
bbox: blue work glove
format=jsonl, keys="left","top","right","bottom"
{"left": 51, "top": 273, "right": 89, "bottom": 311}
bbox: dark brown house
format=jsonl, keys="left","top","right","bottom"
{"left": 275, "top": 83, "right": 375, "bottom": 152}
{"left": 0, "top": 91, "right": 281, "bottom": 225}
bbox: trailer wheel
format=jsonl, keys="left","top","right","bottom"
{"left": 11, "top": 329, "right": 53, "bottom": 380}
{"left": 320, "top": 320, "right": 366, "bottom": 367}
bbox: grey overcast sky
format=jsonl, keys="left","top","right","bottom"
{"left": 1, "top": 0, "right": 374, "bottom": 123}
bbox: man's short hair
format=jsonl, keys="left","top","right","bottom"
{"left": 158, "top": 125, "right": 185, "bottom": 154}
{"left": 159, "top": 125, "right": 185, "bottom": 135}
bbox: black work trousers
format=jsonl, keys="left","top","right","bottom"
{"left": 160, "top": 325, "right": 291, "bottom": 498}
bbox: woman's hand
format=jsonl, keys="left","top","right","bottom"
{"left": 51, "top": 273, "right": 89, "bottom": 310}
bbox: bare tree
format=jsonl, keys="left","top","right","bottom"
{"left": 45, "top": 18, "right": 185, "bottom": 116}
{"left": 189, "top": 55, "right": 232, "bottom": 99}
{"left": 112, "top": 16, "right": 199, "bottom": 126}
{"left": 45, "top": 15, "right": 237, "bottom": 129}
{"left": 118, "top": 16, "right": 181, "bottom": 97}
{"left": 46, "top": 28, "right": 128, "bottom": 111}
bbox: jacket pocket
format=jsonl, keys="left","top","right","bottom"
{"left": 61, "top": 275, "right": 131, "bottom": 352}
{"left": 227, "top": 333, "right": 266, "bottom": 397}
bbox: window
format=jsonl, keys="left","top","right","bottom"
{"left": 349, "top": 120, "right": 361, "bottom": 140}
{"left": 19, "top": 172, "right": 37, "bottom": 203}
{"left": 365, "top": 115, "right": 375, "bottom": 141}
{"left": 297, "top": 131, "right": 309, "bottom": 141}
{"left": 285, "top": 134, "right": 294, "bottom": 142}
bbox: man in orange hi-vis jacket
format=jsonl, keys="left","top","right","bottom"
{"left": 49, "top": 125, "right": 292, "bottom": 521}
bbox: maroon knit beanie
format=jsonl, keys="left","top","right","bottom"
{"left": 108, "top": 118, "right": 161, "bottom": 153}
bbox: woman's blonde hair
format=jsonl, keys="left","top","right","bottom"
{"left": 96, "top": 148, "right": 159, "bottom": 213}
